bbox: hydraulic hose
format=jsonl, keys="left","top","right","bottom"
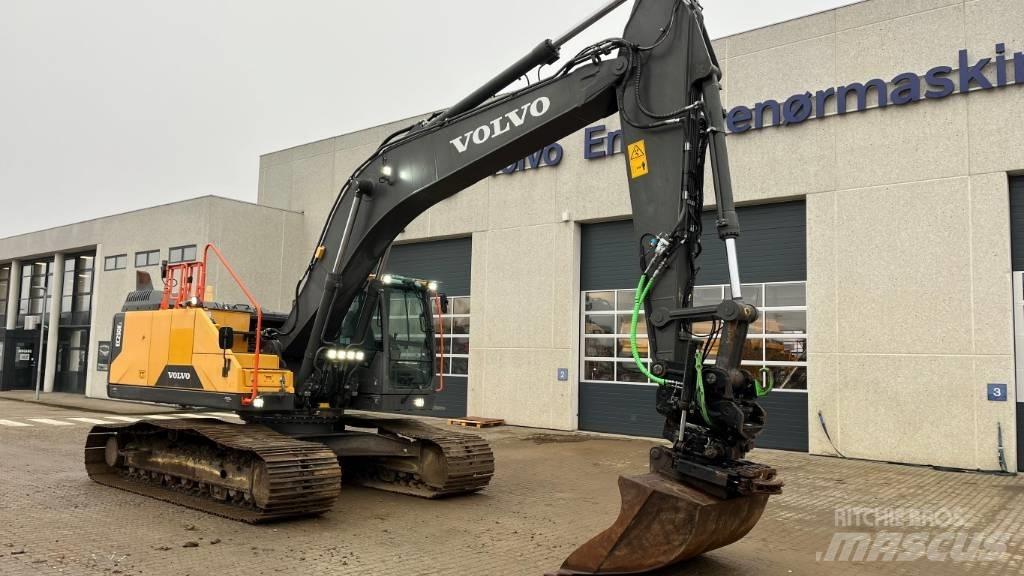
{"left": 631, "top": 274, "right": 715, "bottom": 424}
{"left": 694, "top": 350, "right": 712, "bottom": 425}
{"left": 630, "top": 275, "right": 664, "bottom": 385}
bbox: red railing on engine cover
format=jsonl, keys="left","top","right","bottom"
{"left": 159, "top": 243, "right": 264, "bottom": 406}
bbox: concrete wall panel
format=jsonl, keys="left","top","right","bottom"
{"left": 425, "top": 180, "right": 490, "bottom": 238}
{"left": 836, "top": 0, "right": 962, "bottom": 32}
{"left": 834, "top": 97, "right": 969, "bottom": 191}
{"left": 478, "top": 225, "right": 557, "bottom": 349}
{"left": 290, "top": 151, "right": 335, "bottom": 252}
{"left": 806, "top": 352, "right": 840, "bottom": 456}
{"left": 206, "top": 199, "right": 306, "bottom": 311}
{"left": 488, "top": 166, "right": 562, "bottom": 230}
{"left": 836, "top": 3, "right": 965, "bottom": 86}
{"left": 728, "top": 35, "right": 837, "bottom": 109}
{"left": 973, "top": 355, "right": 1017, "bottom": 471}
{"left": 729, "top": 118, "right": 837, "bottom": 202}
{"left": 728, "top": 9, "right": 835, "bottom": 58}
{"left": 562, "top": 152, "right": 631, "bottom": 223}
{"left": 969, "top": 173, "right": 1013, "bottom": 356}
{"left": 836, "top": 353, "right": 976, "bottom": 467}
{"left": 965, "top": 0, "right": 1024, "bottom": 57}
{"left": 806, "top": 192, "right": 838, "bottom": 354}
{"left": 967, "top": 88, "right": 1024, "bottom": 176}
{"left": 473, "top": 347, "right": 575, "bottom": 430}
{"left": 259, "top": 162, "right": 293, "bottom": 211}
{"left": 835, "top": 177, "right": 974, "bottom": 355}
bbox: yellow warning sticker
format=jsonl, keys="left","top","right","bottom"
{"left": 628, "top": 140, "right": 649, "bottom": 179}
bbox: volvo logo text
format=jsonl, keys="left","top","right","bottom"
{"left": 167, "top": 371, "right": 192, "bottom": 381}
{"left": 449, "top": 96, "right": 551, "bottom": 154}
{"left": 114, "top": 322, "right": 123, "bottom": 347}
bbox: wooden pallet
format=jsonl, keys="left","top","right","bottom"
{"left": 448, "top": 417, "right": 505, "bottom": 429}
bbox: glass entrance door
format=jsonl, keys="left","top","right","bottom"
{"left": 56, "top": 328, "right": 89, "bottom": 394}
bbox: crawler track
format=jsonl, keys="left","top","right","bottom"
{"left": 343, "top": 415, "right": 495, "bottom": 497}
{"left": 85, "top": 419, "right": 341, "bottom": 523}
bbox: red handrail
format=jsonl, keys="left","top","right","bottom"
{"left": 159, "top": 262, "right": 204, "bottom": 310}
{"left": 157, "top": 245, "right": 264, "bottom": 406}
{"left": 200, "top": 244, "right": 263, "bottom": 406}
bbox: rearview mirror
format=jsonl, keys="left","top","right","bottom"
{"left": 438, "top": 292, "right": 449, "bottom": 314}
{"left": 218, "top": 326, "right": 234, "bottom": 350}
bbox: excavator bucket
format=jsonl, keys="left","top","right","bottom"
{"left": 553, "top": 473, "right": 769, "bottom": 575}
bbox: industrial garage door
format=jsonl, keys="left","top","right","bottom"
{"left": 1008, "top": 176, "right": 1024, "bottom": 471}
{"left": 386, "top": 237, "right": 471, "bottom": 418}
{"left": 579, "top": 201, "right": 809, "bottom": 451}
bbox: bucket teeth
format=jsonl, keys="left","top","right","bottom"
{"left": 553, "top": 473, "right": 769, "bottom": 575}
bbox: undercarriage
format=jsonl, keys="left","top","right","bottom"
{"left": 85, "top": 413, "right": 494, "bottom": 523}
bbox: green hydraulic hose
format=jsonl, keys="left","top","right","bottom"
{"left": 629, "top": 274, "right": 713, "bottom": 424}
{"left": 630, "top": 274, "right": 775, "bottom": 430}
{"left": 630, "top": 275, "right": 664, "bottom": 385}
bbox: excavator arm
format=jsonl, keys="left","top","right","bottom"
{"left": 88, "top": 1, "right": 781, "bottom": 572}
{"left": 267, "top": 0, "right": 782, "bottom": 571}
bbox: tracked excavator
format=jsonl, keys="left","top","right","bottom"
{"left": 85, "top": 0, "right": 783, "bottom": 572}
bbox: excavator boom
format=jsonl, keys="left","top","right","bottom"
{"left": 267, "top": 0, "right": 781, "bottom": 570}
{"left": 92, "top": 1, "right": 781, "bottom": 573}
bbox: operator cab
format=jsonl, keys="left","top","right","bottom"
{"left": 331, "top": 274, "right": 444, "bottom": 413}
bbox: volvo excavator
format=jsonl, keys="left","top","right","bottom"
{"left": 85, "top": 0, "right": 783, "bottom": 573}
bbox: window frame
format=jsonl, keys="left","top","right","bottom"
{"left": 134, "top": 250, "right": 160, "bottom": 268}
{"left": 168, "top": 244, "right": 198, "bottom": 264}
{"left": 0, "top": 264, "right": 9, "bottom": 322}
{"left": 17, "top": 260, "right": 52, "bottom": 325}
{"left": 696, "top": 281, "right": 807, "bottom": 393}
{"left": 104, "top": 254, "right": 128, "bottom": 271}
{"left": 432, "top": 295, "right": 470, "bottom": 377}
{"left": 580, "top": 289, "right": 654, "bottom": 385}
{"left": 580, "top": 281, "right": 808, "bottom": 392}
{"left": 61, "top": 254, "right": 95, "bottom": 327}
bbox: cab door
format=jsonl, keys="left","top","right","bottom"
{"left": 382, "top": 287, "right": 435, "bottom": 392}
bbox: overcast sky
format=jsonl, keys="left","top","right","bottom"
{"left": 0, "top": 0, "right": 854, "bottom": 238}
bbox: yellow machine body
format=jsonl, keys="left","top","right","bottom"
{"left": 107, "top": 307, "right": 295, "bottom": 410}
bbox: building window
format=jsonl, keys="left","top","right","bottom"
{"left": 168, "top": 245, "right": 197, "bottom": 264}
{"left": 433, "top": 296, "right": 470, "bottom": 377}
{"left": 580, "top": 281, "right": 808, "bottom": 390}
{"left": 104, "top": 254, "right": 127, "bottom": 271}
{"left": 693, "top": 281, "right": 807, "bottom": 390}
{"left": 581, "top": 289, "right": 652, "bottom": 384}
{"left": 18, "top": 260, "right": 52, "bottom": 327}
{"left": 0, "top": 264, "right": 9, "bottom": 325}
{"left": 61, "top": 254, "right": 94, "bottom": 327}
{"left": 135, "top": 250, "right": 160, "bottom": 268}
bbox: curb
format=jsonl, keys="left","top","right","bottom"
{"left": 0, "top": 395, "right": 188, "bottom": 416}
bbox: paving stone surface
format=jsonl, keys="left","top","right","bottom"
{"left": 0, "top": 397, "right": 1021, "bottom": 575}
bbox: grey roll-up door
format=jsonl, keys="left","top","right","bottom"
{"left": 1009, "top": 177, "right": 1024, "bottom": 271}
{"left": 1009, "top": 176, "right": 1024, "bottom": 471}
{"left": 386, "top": 238, "right": 472, "bottom": 295}
{"left": 581, "top": 201, "right": 807, "bottom": 291}
{"left": 386, "top": 237, "right": 471, "bottom": 418}
{"left": 579, "top": 200, "right": 809, "bottom": 451}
